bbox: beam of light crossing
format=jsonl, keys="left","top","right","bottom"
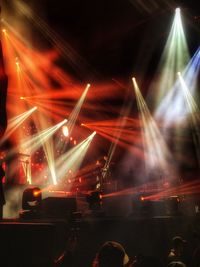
{"left": 82, "top": 118, "right": 144, "bottom": 158}
{"left": 37, "top": 132, "right": 96, "bottom": 187}
{"left": 1, "top": 20, "right": 74, "bottom": 88}
{"left": 143, "top": 179, "right": 200, "bottom": 201}
{"left": 55, "top": 83, "right": 90, "bottom": 153}
{"left": 182, "top": 47, "right": 200, "bottom": 95}
{"left": 132, "top": 77, "right": 175, "bottom": 180}
{"left": 67, "top": 83, "right": 90, "bottom": 134}
{"left": 19, "top": 119, "right": 67, "bottom": 156}
{"left": 96, "top": 83, "right": 134, "bottom": 185}
{"left": 178, "top": 73, "right": 200, "bottom": 165}
{"left": 148, "top": 8, "right": 189, "bottom": 110}
{"left": 55, "top": 132, "right": 96, "bottom": 186}
{"left": 155, "top": 47, "right": 200, "bottom": 126}
{"left": 11, "top": 1, "right": 95, "bottom": 76}
{"left": 23, "top": 119, "right": 67, "bottom": 185}
{"left": 0, "top": 107, "right": 37, "bottom": 145}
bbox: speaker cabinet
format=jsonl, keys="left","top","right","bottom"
{"left": 42, "top": 197, "right": 77, "bottom": 219}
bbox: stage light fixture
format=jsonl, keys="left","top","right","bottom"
{"left": 62, "top": 125, "right": 69, "bottom": 137}
{"left": 22, "top": 187, "right": 42, "bottom": 211}
{"left": 15, "top": 58, "right": 19, "bottom": 66}
{"left": 140, "top": 196, "right": 145, "bottom": 201}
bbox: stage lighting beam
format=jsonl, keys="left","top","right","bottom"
{"left": 132, "top": 77, "right": 175, "bottom": 180}
{"left": 149, "top": 7, "right": 189, "bottom": 110}
{"left": 54, "top": 131, "right": 96, "bottom": 186}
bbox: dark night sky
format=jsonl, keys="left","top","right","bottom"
{"left": 43, "top": 0, "right": 200, "bottom": 81}
{"left": 2, "top": 0, "right": 200, "bottom": 81}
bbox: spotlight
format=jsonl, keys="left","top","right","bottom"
{"left": 62, "top": 125, "right": 69, "bottom": 137}
{"left": 2, "top": 29, "right": 6, "bottom": 34}
{"left": 86, "top": 191, "right": 103, "bottom": 211}
{"left": 132, "top": 194, "right": 153, "bottom": 217}
{"left": 20, "top": 96, "right": 25, "bottom": 100}
{"left": 175, "top": 7, "right": 180, "bottom": 13}
{"left": 22, "top": 187, "right": 42, "bottom": 210}
{"left": 20, "top": 187, "right": 42, "bottom": 219}
{"left": 140, "top": 196, "right": 145, "bottom": 201}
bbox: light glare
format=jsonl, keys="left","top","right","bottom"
{"left": 62, "top": 126, "right": 69, "bottom": 137}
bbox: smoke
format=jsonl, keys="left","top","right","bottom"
{"left": 3, "top": 185, "right": 26, "bottom": 218}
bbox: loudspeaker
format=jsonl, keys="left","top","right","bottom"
{"left": 102, "top": 195, "right": 132, "bottom": 217}
{"left": 42, "top": 197, "right": 77, "bottom": 219}
{"left": 165, "top": 196, "right": 180, "bottom": 216}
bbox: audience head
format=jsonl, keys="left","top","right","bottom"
{"left": 168, "top": 261, "right": 186, "bottom": 267}
{"left": 172, "top": 236, "right": 186, "bottom": 250}
{"left": 94, "top": 241, "right": 129, "bottom": 267}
